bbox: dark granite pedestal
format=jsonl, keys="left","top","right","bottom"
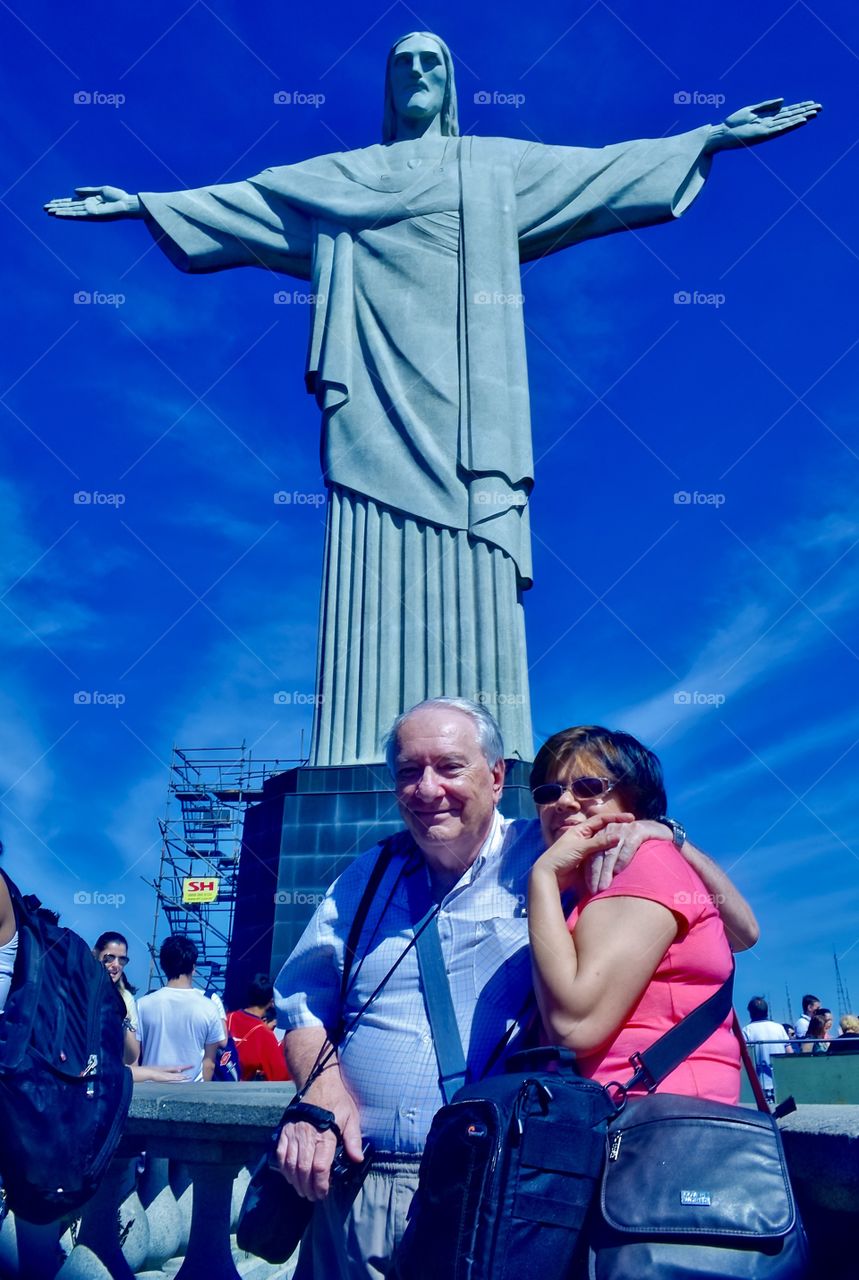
{"left": 226, "top": 760, "right": 535, "bottom": 1006}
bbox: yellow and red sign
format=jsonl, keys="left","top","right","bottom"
{"left": 182, "top": 877, "right": 220, "bottom": 904}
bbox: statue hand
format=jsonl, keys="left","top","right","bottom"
{"left": 44, "top": 186, "right": 143, "bottom": 220}
{"left": 709, "top": 99, "right": 822, "bottom": 152}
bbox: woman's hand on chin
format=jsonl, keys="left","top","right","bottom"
{"left": 535, "top": 811, "right": 636, "bottom": 893}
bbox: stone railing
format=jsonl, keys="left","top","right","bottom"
{"left": 0, "top": 1080, "right": 856, "bottom": 1277}
{"left": 0, "top": 1082, "right": 297, "bottom": 1279}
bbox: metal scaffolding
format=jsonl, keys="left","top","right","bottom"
{"left": 146, "top": 744, "right": 294, "bottom": 993}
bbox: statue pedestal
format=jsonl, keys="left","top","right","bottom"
{"left": 226, "top": 761, "right": 535, "bottom": 1003}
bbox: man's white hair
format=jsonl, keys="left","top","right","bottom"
{"left": 384, "top": 697, "right": 504, "bottom": 774}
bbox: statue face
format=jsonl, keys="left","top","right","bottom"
{"left": 389, "top": 35, "right": 447, "bottom": 127}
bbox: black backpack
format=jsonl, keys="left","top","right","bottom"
{"left": 0, "top": 871, "right": 133, "bottom": 1223}
{"left": 390, "top": 1046, "right": 614, "bottom": 1280}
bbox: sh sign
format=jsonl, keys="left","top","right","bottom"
{"left": 182, "top": 877, "right": 220, "bottom": 905}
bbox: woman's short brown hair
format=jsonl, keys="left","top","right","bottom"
{"left": 530, "top": 725, "right": 667, "bottom": 820}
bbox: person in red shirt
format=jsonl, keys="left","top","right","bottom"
{"left": 227, "top": 976, "right": 290, "bottom": 1081}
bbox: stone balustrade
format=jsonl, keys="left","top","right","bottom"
{"left": 0, "top": 1079, "right": 856, "bottom": 1278}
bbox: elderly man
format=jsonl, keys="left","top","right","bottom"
{"left": 274, "top": 698, "right": 757, "bottom": 1278}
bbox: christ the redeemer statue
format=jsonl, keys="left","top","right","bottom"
{"left": 46, "top": 33, "right": 819, "bottom": 766}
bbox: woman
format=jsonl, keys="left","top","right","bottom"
{"left": 528, "top": 725, "right": 740, "bottom": 1103}
{"left": 93, "top": 931, "right": 140, "bottom": 1067}
{"left": 92, "top": 930, "right": 191, "bottom": 1083}
{"left": 0, "top": 859, "right": 18, "bottom": 1015}
{"left": 802, "top": 1009, "right": 833, "bottom": 1054}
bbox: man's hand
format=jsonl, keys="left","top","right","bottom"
{"left": 534, "top": 811, "right": 637, "bottom": 893}
{"left": 706, "top": 99, "right": 821, "bottom": 153}
{"left": 44, "top": 186, "right": 143, "bottom": 220}
{"left": 277, "top": 1028, "right": 365, "bottom": 1200}
{"left": 275, "top": 1086, "right": 364, "bottom": 1200}
{"left": 581, "top": 816, "right": 675, "bottom": 894}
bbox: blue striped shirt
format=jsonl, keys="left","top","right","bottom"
{"left": 274, "top": 813, "right": 544, "bottom": 1152}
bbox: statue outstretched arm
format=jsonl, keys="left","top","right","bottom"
{"left": 705, "top": 98, "right": 821, "bottom": 153}
{"left": 44, "top": 186, "right": 145, "bottom": 220}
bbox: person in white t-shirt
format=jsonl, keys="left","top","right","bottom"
{"left": 794, "top": 993, "right": 820, "bottom": 1041}
{"left": 743, "top": 996, "right": 790, "bottom": 1102}
{"left": 137, "top": 935, "right": 226, "bottom": 1081}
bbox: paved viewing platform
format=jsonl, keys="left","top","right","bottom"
{"left": 0, "top": 1070, "right": 855, "bottom": 1277}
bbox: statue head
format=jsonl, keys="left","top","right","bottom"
{"left": 382, "top": 31, "right": 459, "bottom": 142}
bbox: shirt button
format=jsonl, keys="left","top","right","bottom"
{"left": 408, "top": 158, "right": 421, "bottom": 169}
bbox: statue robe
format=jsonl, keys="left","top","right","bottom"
{"left": 140, "top": 127, "right": 711, "bottom": 764}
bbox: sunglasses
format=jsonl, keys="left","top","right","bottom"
{"left": 101, "top": 954, "right": 129, "bottom": 967}
{"left": 531, "top": 776, "right": 617, "bottom": 806}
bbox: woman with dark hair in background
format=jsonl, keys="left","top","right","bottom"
{"left": 92, "top": 930, "right": 140, "bottom": 1066}
{"left": 528, "top": 725, "right": 742, "bottom": 1103}
{"left": 802, "top": 1009, "right": 833, "bottom": 1054}
{"left": 0, "top": 844, "right": 18, "bottom": 1015}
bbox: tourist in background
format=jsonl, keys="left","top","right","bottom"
{"left": 794, "top": 993, "right": 820, "bottom": 1040}
{"left": 137, "top": 935, "right": 225, "bottom": 1081}
{"left": 802, "top": 1008, "right": 833, "bottom": 1054}
{"left": 92, "top": 930, "right": 139, "bottom": 1066}
{"left": 227, "top": 976, "right": 290, "bottom": 1081}
{"left": 742, "top": 997, "right": 790, "bottom": 1100}
{"left": 829, "top": 1014, "right": 859, "bottom": 1054}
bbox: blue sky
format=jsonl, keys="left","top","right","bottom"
{"left": 2, "top": 1, "right": 857, "bottom": 1020}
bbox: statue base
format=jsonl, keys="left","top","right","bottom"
{"left": 225, "top": 760, "right": 535, "bottom": 1006}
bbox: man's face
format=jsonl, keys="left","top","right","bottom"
{"left": 393, "top": 706, "right": 504, "bottom": 876}
{"left": 389, "top": 36, "right": 447, "bottom": 127}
